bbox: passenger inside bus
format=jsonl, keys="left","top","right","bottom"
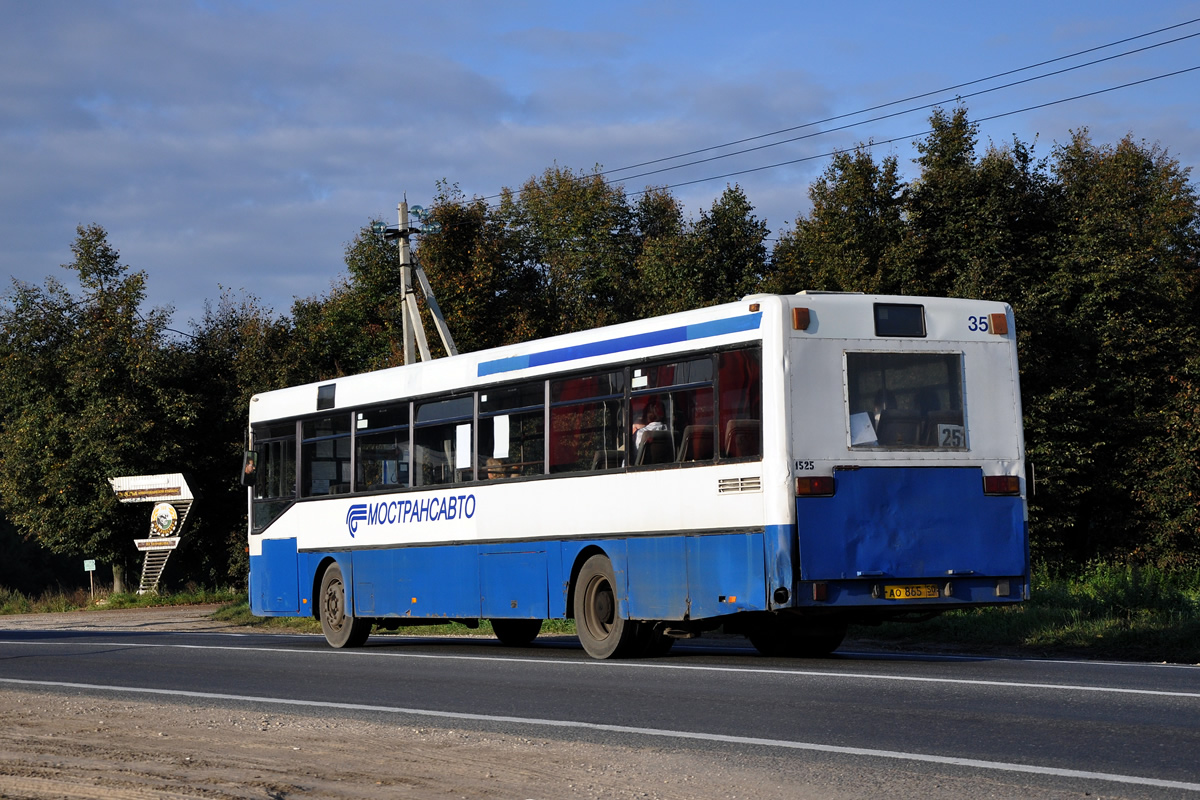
{"left": 484, "top": 457, "right": 517, "bottom": 479}
{"left": 633, "top": 402, "right": 667, "bottom": 449}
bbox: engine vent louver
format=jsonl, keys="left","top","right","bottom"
{"left": 718, "top": 476, "right": 762, "bottom": 494}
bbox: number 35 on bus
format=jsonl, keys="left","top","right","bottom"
{"left": 244, "top": 293, "right": 1028, "bottom": 659}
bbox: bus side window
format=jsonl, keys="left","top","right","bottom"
{"left": 301, "top": 414, "right": 352, "bottom": 496}
{"left": 631, "top": 356, "right": 715, "bottom": 467}
{"left": 478, "top": 382, "right": 544, "bottom": 480}
{"left": 355, "top": 405, "right": 409, "bottom": 491}
{"left": 414, "top": 396, "right": 475, "bottom": 486}
{"left": 718, "top": 347, "right": 762, "bottom": 459}
{"left": 550, "top": 371, "right": 625, "bottom": 474}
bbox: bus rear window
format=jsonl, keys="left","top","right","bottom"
{"left": 846, "top": 352, "right": 965, "bottom": 449}
{"left": 873, "top": 303, "right": 926, "bottom": 337}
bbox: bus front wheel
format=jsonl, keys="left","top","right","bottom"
{"left": 319, "top": 563, "right": 371, "bottom": 648}
{"left": 574, "top": 554, "right": 639, "bottom": 659}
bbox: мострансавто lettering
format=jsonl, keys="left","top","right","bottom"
{"left": 345, "top": 495, "right": 476, "bottom": 536}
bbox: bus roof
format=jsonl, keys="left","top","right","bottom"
{"left": 248, "top": 293, "right": 1013, "bottom": 425}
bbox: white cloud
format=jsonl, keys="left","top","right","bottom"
{"left": 1, "top": 0, "right": 1196, "bottom": 326}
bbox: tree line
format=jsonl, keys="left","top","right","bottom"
{"left": 0, "top": 107, "right": 1196, "bottom": 592}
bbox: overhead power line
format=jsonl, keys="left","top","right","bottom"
{"left": 598, "top": 17, "right": 1200, "bottom": 181}
{"left": 472, "top": 61, "right": 1199, "bottom": 220}
{"left": 606, "top": 32, "right": 1200, "bottom": 188}
{"left": 472, "top": 16, "right": 1200, "bottom": 208}
{"left": 642, "top": 65, "right": 1200, "bottom": 196}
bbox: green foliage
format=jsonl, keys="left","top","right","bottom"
{"left": 418, "top": 173, "right": 771, "bottom": 349}
{"left": 764, "top": 147, "right": 906, "bottom": 295}
{"left": 3, "top": 107, "right": 1198, "bottom": 598}
{"left": 852, "top": 562, "right": 1200, "bottom": 662}
{"left": 0, "top": 225, "right": 197, "bottom": 583}
{"left": 0, "top": 515, "right": 76, "bottom": 593}
{"left": 1134, "top": 353, "right": 1200, "bottom": 565}
{"left": 181, "top": 290, "right": 292, "bottom": 582}
{"left": 1023, "top": 132, "right": 1200, "bottom": 567}
{"left": 500, "top": 165, "right": 640, "bottom": 335}
{"left": 102, "top": 585, "right": 242, "bottom": 608}
{"left": 418, "top": 183, "right": 543, "bottom": 351}
{"left": 638, "top": 185, "right": 769, "bottom": 315}
{"left": 0, "top": 586, "right": 34, "bottom": 615}
{"left": 287, "top": 226, "right": 406, "bottom": 381}
{"left": 770, "top": 109, "right": 1200, "bottom": 571}
{"left": 211, "top": 597, "right": 580, "bottom": 638}
{"left": 8, "top": 571, "right": 1195, "bottom": 662}
{"left": 0, "top": 584, "right": 242, "bottom": 615}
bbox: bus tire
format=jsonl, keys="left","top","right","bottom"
{"left": 490, "top": 618, "right": 543, "bottom": 646}
{"left": 319, "top": 563, "right": 371, "bottom": 648}
{"left": 636, "top": 624, "right": 675, "bottom": 657}
{"left": 748, "top": 620, "right": 846, "bottom": 658}
{"left": 574, "top": 554, "right": 639, "bottom": 659}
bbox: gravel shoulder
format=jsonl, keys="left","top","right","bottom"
{"left": 0, "top": 607, "right": 828, "bottom": 800}
{"left": 0, "top": 604, "right": 254, "bottom": 634}
{"left": 0, "top": 607, "right": 1105, "bottom": 800}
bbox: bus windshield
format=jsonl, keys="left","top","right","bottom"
{"left": 846, "top": 352, "right": 965, "bottom": 449}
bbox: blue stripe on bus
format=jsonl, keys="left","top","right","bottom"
{"left": 249, "top": 530, "right": 772, "bottom": 620}
{"left": 796, "top": 467, "right": 1027, "bottom": 583}
{"left": 477, "top": 312, "right": 762, "bottom": 377}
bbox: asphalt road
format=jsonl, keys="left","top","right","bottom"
{"left": 1, "top": 626, "right": 1198, "bottom": 797}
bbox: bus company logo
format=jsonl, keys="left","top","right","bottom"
{"left": 345, "top": 504, "right": 368, "bottom": 537}
{"left": 345, "top": 494, "right": 476, "bottom": 536}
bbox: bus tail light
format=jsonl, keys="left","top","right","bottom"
{"left": 796, "top": 476, "right": 835, "bottom": 496}
{"left": 983, "top": 475, "right": 1020, "bottom": 495}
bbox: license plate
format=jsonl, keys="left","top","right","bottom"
{"left": 883, "top": 583, "right": 940, "bottom": 600}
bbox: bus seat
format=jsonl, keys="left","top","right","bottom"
{"left": 590, "top": 449, "right": 624, "bottom": 470}
{"left": 635, "top": 430, "right": 674, "bottom": 465}
{"left": 875, "top": 409, "right": 922, "bottom": 447}
{"left": 676, "top": 425, "right": 714, "bottom": 462}
{"left": 723, "top": 419, "right": 761, "bottom": 458}
{"left": 921, "top": 411, "right": 965, "bottom": 447}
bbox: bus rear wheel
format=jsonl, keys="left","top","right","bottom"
{"left": 319, "top": 563, "right": 371, "bottom": 648}
{"left": 574, "top": 554, "right": 640, "bottom": 659}
{"left": 490, "top": 618, "right": 543, "bottom": 646}
{"left": 635, "top": 623, "right": 675, "bottom": 657}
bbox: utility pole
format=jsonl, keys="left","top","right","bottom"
{"left": 374, "top": 198, "right": 458, "bottom": 363}
{"left": 398, "top": 201, "right": 416, "bottom": 364}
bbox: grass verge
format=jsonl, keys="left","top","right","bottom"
{"left": 0, "top": 584, "right": 242, "bottom": 615}
{"left": 211, "top": 600, "right": 578, "bottom": 638}
{"left": 4, "top": 564, "right": 1197, "bottom": 663}
{"left": 848, "top": 563, "right": 1200, "bottom": 664}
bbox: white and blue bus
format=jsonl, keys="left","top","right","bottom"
{"left": 245, "top": 292, "right": 1028, "bottom": 658}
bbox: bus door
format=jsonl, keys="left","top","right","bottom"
{"left": 792, "top": 341, "right": 1027, "bottom": 604}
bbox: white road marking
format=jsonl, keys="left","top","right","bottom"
{"left": 1, "top": 676, "right": 1198, "bottom": 792}
{"left": 3, "top": 638, "right": 1198, "bottom": 699}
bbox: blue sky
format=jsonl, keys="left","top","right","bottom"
{"left": 2, "top": 1, "right": 1197, "bottom": 329}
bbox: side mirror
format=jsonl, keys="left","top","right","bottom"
{"left": 241, "top": 450, "right": 258, "bottom": 487}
